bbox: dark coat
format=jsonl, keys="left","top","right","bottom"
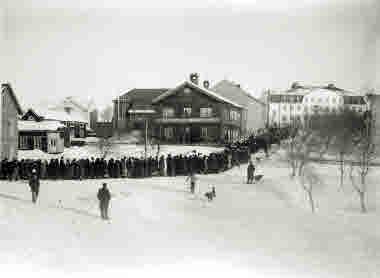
{"left": 29, "top": 174, "right": 40, "bottom": 192}
{"left": 97, "top": 187, "right": 111, "bottom": 203}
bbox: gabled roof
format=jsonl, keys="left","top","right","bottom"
{"left": 211, "top": 80, "right": 266, "bottom": 107}
{"left": 119, "top": 88, "right": 169, "bottom": 103}
{"left": 284, "top": 83, "right": 359, "bottom": 96}
{"left": 1, "top": 83, "right": 23, "bottom": 115}
{"left": 152, "top": 81, "right": 243, "bottom": 108}
{"left": 26, "top": 107, "right": 88, "bottom": 123}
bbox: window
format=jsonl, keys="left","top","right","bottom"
{"left": 200, "top": 107, "right": 213, "bottom": 117}
{"left": 270, "top": 95, "right": 281, "bottom": 103}
{"left": 230, "top": 110, "right": 240, "bottom": 121}
{"left": 184, "top": 107, "right": 192, "bottom": 117}
{"left": 297, "top": 105, "right": 301, "bottom": 111}
{"left": 332, "top": 97, "right": 336, "bottom": 104}
{"left": 283, "top": 105, "right": 287, "bottom": 111}
{"left": 164, "top": 127, "right": 174, "bottom": 139}
{"left": 224, "top": 109, "right": 229, "bottom": 120}
{"left": 163, "top": 108, "right": 174, "bottom": 119}
{"left": 282, "top": 116, "right": 287, "bottom": 122}
{"left": 201, "top": 127, "right": 208, "bottom": 138}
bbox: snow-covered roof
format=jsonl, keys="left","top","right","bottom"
{"left": 211, "top": 80, "right": 266, "bottom": 107}
{"left": 32, "top": 107, "right": 88, "bottom": 123}
{"left": 152, "top": 81, "right": 243, "bottom": 108}
{"left": 18, "top": 120, "right": 65, "bottom": 132}
{"left": 128, "top": 109, "right": 156, "bottom": 114}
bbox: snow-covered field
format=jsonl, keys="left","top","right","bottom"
{"left": 19, "top": 145, "right": 224, "bottom": 160}
{"left": 1, "top": 150, "right": 380, "bottom": 278}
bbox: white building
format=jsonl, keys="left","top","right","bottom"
{"left": 268, "top": 83, "right": 368, "bottom": 127}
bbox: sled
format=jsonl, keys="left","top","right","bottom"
{"left": 247, "top": 174, "right": 264, "bottom": 184}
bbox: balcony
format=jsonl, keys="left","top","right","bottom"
{"left": 154, "top": 117, "right": 221, "bottom": 124}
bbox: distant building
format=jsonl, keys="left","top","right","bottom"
{"left": 0, "top": 83, "right": 23, "bottom": 159}
{"left": 211, "top": 80, "right": 267, "bottom": 135}
{"left": 268, "top": 82, "right": 368, "bottom": 127}
{"left": 89, "top": 108, "right": 98, "bottom": 131}
{"left": 18, "top": 120, "right": 65, "bottom": 154}
{"left": 22, "top": 107, "right": 87, "bottom": 147}
{"left": 113, "top": 88, "right": 168, "bottom": 133}
{"left": 113, "top": 73, "right": 244, "bottom": 143}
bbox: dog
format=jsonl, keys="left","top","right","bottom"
{"left": 204, "top": 187, "right": 216, "bottom": 201}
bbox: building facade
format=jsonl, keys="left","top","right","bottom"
{"left": 18, "top": 120, "right": 65, "bottom": 154}
{"left": 113, "top": 74, "right": 244, "bottom": 143}
{"left": 211, "top": 80, "right": 267, "bottom": 135}
{"left": 0, "top": 84, "right": 23, "bottom": 159}
{"left": 22, "top": 107, "right": 86, "bottom": 147}
{"left": 268, "top": 82, "right": 368, "bottom": 127}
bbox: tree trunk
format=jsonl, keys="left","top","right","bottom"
{"left": 307, "top": 190, "right": 315, "bottom": 213}
{"left": 359, "top": 191, "right": 367, "bottom": 213}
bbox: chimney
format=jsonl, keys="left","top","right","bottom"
{"left": 203, "top": 80, "right": 210, "bottom": 89}
{"left": 190, "top": 73, "right": 199, "bottom": 85}
{"left": 327, "top": 83, "right": 335, "bottom": 89}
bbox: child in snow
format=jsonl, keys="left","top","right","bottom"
{"left": 247, "top": 160, "right": 255, "bottom": 184}
{"left": 97, "top": 183, "right": 111, "bottom": 220}
{"left": 186, "top": 172, "right": 198, "bottom": 194}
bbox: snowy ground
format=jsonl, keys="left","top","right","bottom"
{"left": 1, "top": 149, "right": 380, "bottom": 278}
{"left": 19, "top": 145, "right": 224, "bottom": 160}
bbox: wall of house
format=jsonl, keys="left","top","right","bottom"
{"left": 153, "top": 88, "right": 243, "bottom": 143}
{"left": 95, "top": 122, "right": 113, "bottom": 138}
{"left": 1, "top": 90, "right": 19, "bottom": 159}
{"left": 245, "top": 101, "right": 266, "bottom": 133}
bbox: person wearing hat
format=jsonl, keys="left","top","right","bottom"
{"left": 97, "top": 182, "right": 111, "bottom": 220}
{"left": 29, "top": 168, "right": 40, "bottom": 203}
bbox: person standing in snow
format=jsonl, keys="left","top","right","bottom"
{"left": 97, "top": 183, "right": 111, "bottom": 220}
{"left": 29, "top": 169, "right": 40, "bottom": 204}
{"left": 186, "top": 172, "right": 198, "bottom": 194}
{"left": 247, "top": 160, "right": 255, "bottom": 184}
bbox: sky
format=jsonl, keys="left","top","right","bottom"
{"left": 1, "top": 0, "right": 380, "bottom": 110}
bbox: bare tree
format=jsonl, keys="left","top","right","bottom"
{"left": 348, "top": 121, "right": 376, "bottom": 213}
{"left": 300, "top": 164, "right": 323, "bottom": 213}
{"left": 330, "top": 110, "right": 362, "bottom": 189}
{"left": 97, "top": 137, "right": 114, "bottom": 159}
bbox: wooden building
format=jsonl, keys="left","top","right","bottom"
{"left": 113, "top": 73, "right": 244, "bottom": 144}
{"left": 22, "top": 107, "right": 87, "bottom": 147}
{"left": 0, "top": 83, "right": 23, "bottom": 159}
{"left": 18, "top": 120, "right": 65, "bottom": 154}
{"left": 211, "top": 80, "right": 267, "bottom": 135}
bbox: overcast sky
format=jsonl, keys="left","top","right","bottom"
{"left": 1, "top": 0, "right": 379, "bottom": 110}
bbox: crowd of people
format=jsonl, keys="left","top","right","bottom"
{"left": 0, "top": 126, "right": 290, "bottom": 182}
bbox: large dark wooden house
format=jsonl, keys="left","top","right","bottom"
{"left": 1, "top": 83, "right": 23, "bottom": 159}
{"left": 113, "top": 73, "right": 244, "bottom": 144}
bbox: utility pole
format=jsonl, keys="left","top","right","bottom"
{"left": 144, "top": 119, "right": 148, "bottom": 177}
{"left": 118, "top": 94, "right": 121, "bottom": 140}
